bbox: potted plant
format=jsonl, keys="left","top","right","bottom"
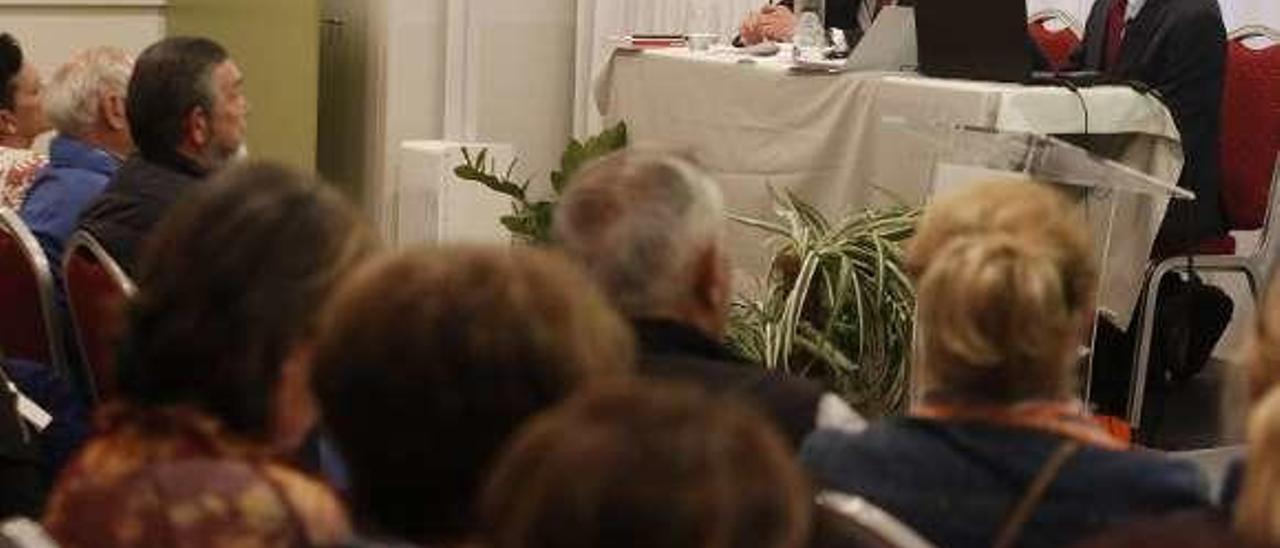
{"left": 728, "top": 189, "right": 920, "bottom": 417}
{"left": 453, "top": 125, "right": 919, "bottom": 416}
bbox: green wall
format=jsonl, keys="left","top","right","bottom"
{"left": 167, "top": 0, "right": 320, "bottom": 170}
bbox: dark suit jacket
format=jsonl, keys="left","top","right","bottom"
{"left": 779, "top": 0, "right": 860, "bottom": 31}
{"left": 802, "top": 418, "right": 1211, "bottom": 548}
{"left": 633, "top": 319, "right": 826, "bottom": 447}
{"left": 75, "top": 152, "right": 209, "bottom": 275}
{"left": 1074, "top": 0, "right": 1228, "bottom": 251}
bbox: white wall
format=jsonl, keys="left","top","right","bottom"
{"left": 0, "top": 0, "right": 166, "bottom": 75}
{"left": 448, "top": 0, "right": 578, "bottom": 185}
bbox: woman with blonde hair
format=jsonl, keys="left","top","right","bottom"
{"left": 1236, "top": 387, "right": 1280, "bottom": 546}
{"left": 801, "top": 180, "right": 1209, "bottom": 548}
{"left": 1215, "top": 274, "right": 1280, "bottom": 517}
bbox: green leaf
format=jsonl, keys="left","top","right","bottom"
{"left": 551, "top": 121, "right": 628, "bottom": 194}
{"left": 725, "top": 192, "right": 921, "bottom": 417}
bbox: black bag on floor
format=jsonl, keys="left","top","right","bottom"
{"left": 1154, "top": 273, "right": 1233, "bottom": 383}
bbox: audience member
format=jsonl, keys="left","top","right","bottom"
{"left": 801, "top": 181, "right": 1210, "bottom": 548}
{"left": 0, "top": 362, "right": 43, "bottom": 520}
{"left": 312, "top": 246, "right": 633, "bottom": 547}
{"left": 554, "top": 149, "right": 864, "bottom": 448}
{"left": 481, "top": 379, "right": 812, "bottom": 548}
{"left": 76, "top": 36, "right": 248, "bottom": 273}
{"left": 738, "top": 0, "right": 874, "bottom": 45}
{"left": 44, "top": 162, "right": 369, "bottom": 547}
{"left": 20, "top": 47, "right": 133, "bottom": 288}
{"left": 0, "top": 33, "right": 50, "bottom": 209}
{"left": 1217, "top": 278, "right": 1280, "bottom": 513}
{"left": 1235, "top": 388, "right": 1280, "bottom": 546}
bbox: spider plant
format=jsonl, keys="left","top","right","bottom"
{"left": 727, "top": 189, "right": 921, "bottom": 417}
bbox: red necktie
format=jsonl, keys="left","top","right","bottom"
{"left": 1104, "top": 0, "right": 1128, "bottom": 70}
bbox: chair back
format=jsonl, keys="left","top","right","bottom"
{"left": 0, "top": 518, "right": 58, "bottom": 548}
{"left": 816, "top": 491, "right": 936, "bottom": 548}
{"left": 0, "top": 208, "right": 66, "bottom": 373}
{"left": 1220, "top": 26, "right": 1280, "bottom": 231}
{"left": 1028, "top": 9, "right": 1082, "bottom": 72}
{"left": 63, "top": 230, "right": 135, "bottom": 402}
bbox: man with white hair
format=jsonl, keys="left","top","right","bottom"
{"left": 76, "top": 37, "right": 247, "bottom": 274}
{"left": 20, "top": 47, "right": 133, "bottom": 284}
{"left": 554, "top": 150, "right": 864, "bottom": 447}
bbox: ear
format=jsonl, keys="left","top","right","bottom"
{"left": 692, "top": 242, "right": 730, "bottom": 314}
{"left": 185, "top": 105, "right": 210, "bottom": 149}
{"left": 101, "top": 91, "right": 127, "bottom": 132}
{"left": 272, "top": 341, "right": 319, "bottom": 454}
{"left": 0, "top": 109, "right": 16, "bottom": 136}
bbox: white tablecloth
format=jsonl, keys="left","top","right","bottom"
{"left": 595, "top": 46, "right": 1186, "bottom": 323}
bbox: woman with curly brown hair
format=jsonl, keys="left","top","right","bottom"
{"left": 44, "top": 162, "right": 374, "bottom": 547}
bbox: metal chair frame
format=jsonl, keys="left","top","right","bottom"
{"left": 62, "top": 230, "right": 135, "bottom": 401}
{"left": 0, "top": 207, "right": 67, "bottom": 377}
{"left": 1128, "top": 153, "right": 1280, "bottom": 428}
{"left": 818, "top": 490, "right": 936, "bottom": 548}
{"left": 1125, "top": 27, "right": 1280, "bottom": 429}
{"left": 1028, "top": 8, "right": 1084, "bottom": 39}
{"left": 1230, "top": 25, "right": 1280, "bottom": 44}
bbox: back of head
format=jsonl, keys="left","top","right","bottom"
{"left": 312, "top": 245, "right": 634, "bottom": 544}
{"left": 554, "top": 149, "right": 725, "bottom": 318}
{"left": 45, "top": 47, "right": 133, "bottom": 138}
{"left": 481, "top": 380, "right": 812, "bottom": 548}
{"left": 127, "top": 36, "right": 226, "bottom": 160}
{"left": 1237, "top": 387, "right": 1280, "bottom": 545}
{"left": 0, "top": 34, "right": 21, "bottom": 112}
{"left": 119, "top": 161, "right": 373, "bottom": 441}
{"left": 907, "top": 181, "right": 1096, "bottom": 404}
{"left": 1246, "top": 277, "right": 1280, "bottom": 405}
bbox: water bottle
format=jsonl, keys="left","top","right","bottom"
{"left": 791, "top": 0, "right": 827, "bottom": 62}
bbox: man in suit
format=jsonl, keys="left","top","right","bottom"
{"left": 76, "top": 36, "right": 248, "bottom": 274}
{"left": 554, "top": 150, "right": 866, "bottom": 448}
{"left": 1074, "top": 0, "right": 1228, "bottom": 253}
{"left": 739, "top": 0, "right": 883, "bottom": 45}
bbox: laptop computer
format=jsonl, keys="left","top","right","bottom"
{"left": 913, "top": 0, "right": 1109, "bottom": 85}
{"left": 913, "top": 0, "right": 1031, "bottom": 82}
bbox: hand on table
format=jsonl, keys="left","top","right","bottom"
{"left": 738, "top": 6, "right": 796, "bottom": 45}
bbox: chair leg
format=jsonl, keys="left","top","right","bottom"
{"left": 1130, "top": 263, "right": 1254, "bottom": 431}
{"left": 1128, "top": 261, "right": 1180, "bottom": 428}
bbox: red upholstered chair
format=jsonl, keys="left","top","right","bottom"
{"left": 63, "top": 230, "right": 135, "bottom": 402}
{"left": 0, "top": 207, "right": 66, "bottom": 375}
{"left": 1028, "top": 9, "right": 1082, "bottom": 72}
{"left": 1127, "top": 26, "right": 1280, "bottom": 429}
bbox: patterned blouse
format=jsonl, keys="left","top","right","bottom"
{"left": 0, "top": 146, "right": 47, "bottom": 210}
{"left": 44, "top": 405, "right": 352, "bottom": 547}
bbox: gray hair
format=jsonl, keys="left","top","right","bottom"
{"left": 44, "top": 47, "right": 134, "bottom": 137}
{"left": 554, "top": 149, "right": 726, "bottom": 318}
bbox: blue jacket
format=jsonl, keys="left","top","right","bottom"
{"left": 19, "top": 135, "right": 121, "bottom": 288}
{"left": 801, "top": 417, "right": 1211, "bottom": 548}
